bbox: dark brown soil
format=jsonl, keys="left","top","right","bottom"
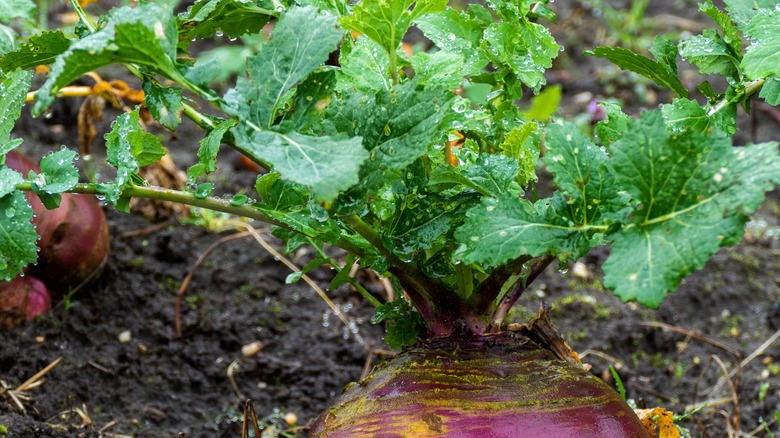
{"left": 2, "top": 0, "right": 779, "bottom": 437}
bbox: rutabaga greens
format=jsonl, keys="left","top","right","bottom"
{"left": 1, "top": 0, "right": 779, "bottom": 346}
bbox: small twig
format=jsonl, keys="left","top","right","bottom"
{"left": 87, "top": 360, "right": 113, "bottom": 374}
{"left": 97, "top": 419, "right": 118, "bottom": 434}
{"left": 711, "top": 354, "right": 740, "bottom": 436}
{"left": 247, "top": 400, "right": 262, "bottom": 438}
{"left": 175, "top": 231, "right": 253, "bottom": 337}
{"left": 692, "top": 356, "right": 713, "bottom": 413}
{"left": 119, "top": 219, "right": 175, "bottom": 239}
{"left": 638, "top": 322, "right": 742, "bottom": 360}
{"left": 361, "top": 348, "right": 397, "bottom": 379}
{"left": 227, "top": 360, "right": 245, "bottom": 400}
{"left": 578, "top": 349, "right": 626, "bottom": 370}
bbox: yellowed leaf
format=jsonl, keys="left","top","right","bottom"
{"left": 635, "top": 407, "right": 680, "bottom": 438}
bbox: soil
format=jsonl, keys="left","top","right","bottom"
{"left": 2, "top": 1, "right": 779, "bottom": 437}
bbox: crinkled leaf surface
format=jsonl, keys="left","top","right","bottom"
{"left": 723, "top": 0, "right": 777, "bottom": 28}
{"left": 604, "top": 111, "right": 780, "bottom": 306}
{"left": 100, "top": 109, "right": 166, "bottom": 204}
{"left": 33, "top": 2, "right": 198, "bottom": 115}
{"left": 499, "top": 122, "right": 538, "bottom": 185}
{"left": 698, "top": 1, "right": 742, "bottom": 56}
{"left": 429, "top": 154, "right": 520, "bottom": 198}
{"left": 326, "top": 81, "right": 454, "bottom": 190}
{"left": 0, "top": 31, "right": 70, "bottom": 71}
{"left": 410, "top": 51, "right": 465, "bottom": 90}
{"left": 195, "top": 118, "right": 236, "bottom": 176}
{"left": 0, "top": 167, "right": 22, "bottom": 198}
{"left": 0, "top": 0, "right": 35, "bottom": 23}
{"left": 0, "top": 191, "right": 37, "bottom": 281}
{"left": 223, "top": 7, "right": 342, "bottom": 129}
{"left": 339, "top": 0, "right": 447, "bottom": 56}
{"left": 483, "top": 19, "right": 559, "bottom": 89}
{"left": 594, "top": 101, "right": 630, "bottom": 145}
{"left": 289, "top": 70, "right": 336, "bottom": 130}
{"left": 679, "top": 29, "right": 740, "bottom": 76}
{"left": 0, "top": 70, "right": 32, "bottom": 158}
{"left": 740, "top": 10, "right": 780, "bottom": 79}
{"left": 177, "top": 0, "right": 274, "bottom": 40}
{"left": 415, "top": 7, "right": 490, "bottom": 76}
{"left": 455, "top": 121, "right": 625, "bottom": 265}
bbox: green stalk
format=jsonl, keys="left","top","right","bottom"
{"left": 14, "top": 182, "right": 365, "bottom": 257}
{"left": 309, "top": 242, "right": 382, "bottom": 308}
{"left": 708, "top": 77, "right": 766, "bottom": 117}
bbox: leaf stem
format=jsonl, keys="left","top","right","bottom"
{"left": 70, "top": 0, "right": 97, "bottom": 33}
{"left": 708, "top": 78, "right": 766, "bottom": 117}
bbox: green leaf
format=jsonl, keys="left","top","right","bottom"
{"left": 594, "top": 101, "right": 630, "bottom": 145}
{"left": 0, "top": 191, "right": 37, "bottom": 281}
{"left": 0, "top": 167, "right": 22, "bottom": 198}
{"left": 339, "top": 0, "right": 447, "bottom": 57}
{"left": 0, "top": 0, "right": 35, "bottom": 23}
{"left": 723, "top": 0, "right": 777, "bottom": 28}
{"left": 499, "top": 122, "right": 539, "bottom": 185}
{"left": 522, "top": 84, "right": 561, "bottom": 121}
{"left": 142, "top": 81, "right": 183, "bottom": 130}
{"left": 429, "top": 154, "right": 521, "bottom": 198}
{"left": 33, "top": 2, "right": 204, "bottom": 116}
{"left": 698, "top": 0, "right": 742, "bottom": 56}
{"left": 289, "top": 70, "right": 336, "bottom": 131}
{"left": 338, "top": 35, "right": 391, "bottom": 92}
{"left": 410, "top": 50, "right": 465, "bottom": 90}
{"left": 415, "top": 7, "right": 490, "bottom": 76}
{"left": 585, "top": 46, "right": 689, "bottom": 98}
{"left": 34, "top": 149, "right": 79, "bottom": 194}
{"left": 0, "top": 31, "right": 70, "bottom": 72}
{"left": 372, "top": 297, "right": 425, "bottom": 349}
{"left": 661, "top": 98, "right": 736, "bottom": 135}
{"left": 0, "top": 69, "right": 32, "bottom": 159}
{"left": 483, "top": 19, "right": 559, "bottom": 89}
{"left": 679, "top": 29, "right": 740, "bottom": 76}
{"left": 0, "top": 24, "right": 17, "bottom": 57}
{"left": 604, "top": 111, "right": 780, "bottom": 306}
{"left": 223, "top": 6, "right": 342, "bottom": 129}
{"left": 327, "top": 81, "right": 454, "bottom": 191}
{"left": 177, "top": 0, "right": 274, "bottom": 40}
{"left": 740, "top": 10, "right": 780, "bottom": 79}
{"left": 194, "top": 118, "right": 236, "bottom": 177}
{"left": 101, "top": 109, "right": 166, "bottom": 204}
{"left": 236, "top": 130, "right": 368, "bottom": 201}
{"left": 759, "top": 75, "right": 780, "bottom": 105}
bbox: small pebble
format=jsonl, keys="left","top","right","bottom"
{"left": 284, "top": 412, "right": 298, "bottom": 425}
{"left": 137, "top": 343, "right": 148, "bottom": 355}
{"left": 261, "top": 427, "right": 276, "bottom": 438}
{"left": 242, "top": 341, "right": 264, "bottom": 357}
{"left": 761, "top": 369, "right": 771, "bottom": 380}
{"left": 258, "top": 382, "right": 268, "bottom": 389}
{"left": 35, "top": 336, "right": 45, "bottom": 343}
{"left": 118, "top": 330, "right": 132, "bottom": 343}
{"left": 572, "top": 261, "right": 589, "bottom": 279}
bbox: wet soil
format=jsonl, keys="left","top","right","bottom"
{"left": 2, "top": 0, "right": 780, "bottom": 437}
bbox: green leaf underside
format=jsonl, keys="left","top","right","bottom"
{"left": 33, "top": 2, "right": 190, "bottom": 115}
{"left": 240, "top": 131, "right": 368, "bottom": 201}
{"left": 740, "top": 10, "right": 780, "bottom": 79}
{"left": 604, "top": 111, "right": 780, "bottom": 306}
{"left": 0, "top": 191, "right": 37, "bottom": 282}
{"left": 662, "top": 98, "right": 736, "bottom": 135}
{"left": 0, "top": 31, "right": 71, "bottom": 72}
{"left": 585, "top": 46, "right": 689, "bottom": 98}
{"left": 224, "top": 7, "right": 343, "bottom": 129}
{"left": 339, "top": 0, "right": 447, "bottom": 57}
{"left": 143, "top": 81, "right": 183, "bottom": 131}
{"left": 0, "top": 0, "right": 35, "bottom": 23}
{"left": 1, "top": 70, "right": 33, "bottom": 156}
{"left": 759, "top": 76, "right": 780, "bottom": 105}
{"left": 177, "top": 0, "right": 273, "bottom": 40}
{"left": 100, "top": 109, "right": 166, "bottom": 205}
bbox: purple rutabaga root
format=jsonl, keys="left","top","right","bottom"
{"left": 309, "top": 334, "right": 649, "bottom": 437}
